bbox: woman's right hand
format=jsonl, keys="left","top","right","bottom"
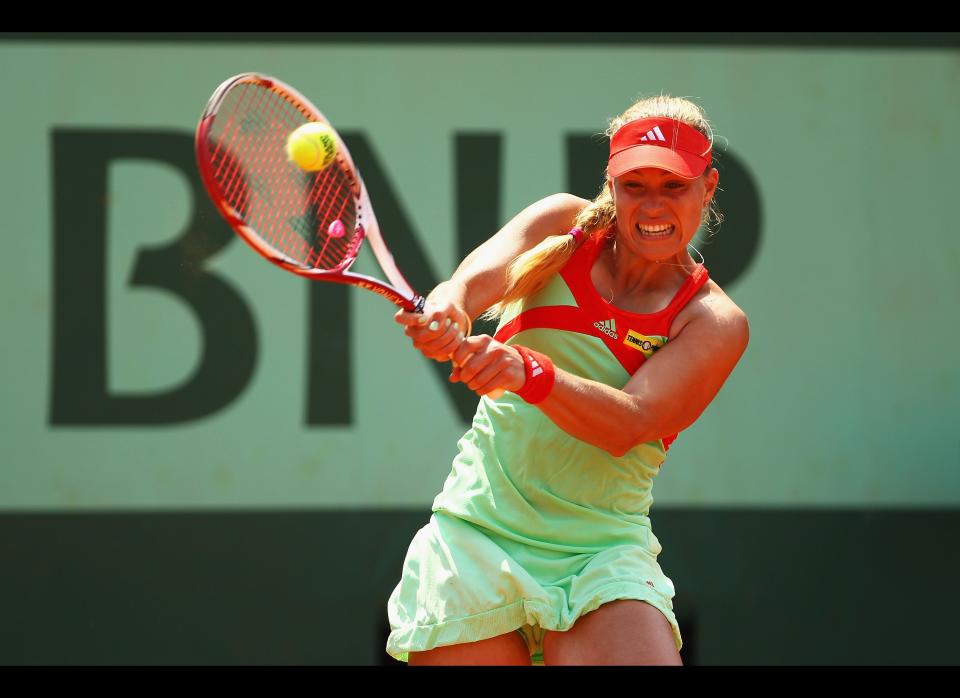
{"left": 393, "top": 283, "right": 472, "bottom": 363}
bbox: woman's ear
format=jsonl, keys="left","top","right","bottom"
{"left": 703, "top": 167, "right": 719, "bottom": 205}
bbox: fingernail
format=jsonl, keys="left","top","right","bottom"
{"left": 428, "top": 321, "right": 439, "bottom": 331}
{"left": 453, "top": 322, "right": 459, "bottom": 330}
{"left": 417, "top": 316, "right": 427, "bottom": 325}
{"left": 445, "top": 318, "right": 452, "bottom": 328}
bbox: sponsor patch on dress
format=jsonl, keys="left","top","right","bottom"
{"left": 623, "top": 330, "right": 667, "bottom": 358}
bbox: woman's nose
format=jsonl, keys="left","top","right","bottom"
{"left": 640, "top": 192, "right": 666, "bottom": 214}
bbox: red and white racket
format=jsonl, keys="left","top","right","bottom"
{"left": 195, "top": 72, "right": 501, "bottom": 396}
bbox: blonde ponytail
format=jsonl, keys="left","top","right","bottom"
{"left": 478, "top": 232, "right": 580, "bottom": 322}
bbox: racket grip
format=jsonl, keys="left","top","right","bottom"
{"left": 459, "top": 318, "right": 505, "bottom": 399}
{"left": 418, "top": 305, "right": 505, "bottom": 400}
{"left": 451, "top": 351, "right": 505, "bottom": 400}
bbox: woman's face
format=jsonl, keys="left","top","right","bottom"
{"left": 608, "top": 167, "right": 719, "bottom": 263}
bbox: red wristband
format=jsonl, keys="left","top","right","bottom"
{"left": 512, "top": 345, "right": 555, "bottom": 404}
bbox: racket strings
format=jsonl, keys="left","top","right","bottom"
{"left": 206, "top": 82, "right": 358, "bottom": 270}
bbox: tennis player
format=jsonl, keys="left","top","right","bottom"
{"left": 387, "top": 95, "right": 749, "bottom": 665}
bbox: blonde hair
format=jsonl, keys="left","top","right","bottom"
{"left": 480, "top": 95, "right": 722, "bottom": 323}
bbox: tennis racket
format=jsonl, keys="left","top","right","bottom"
{"left": 194, "top": 72, "right": 503, "bottom": 397}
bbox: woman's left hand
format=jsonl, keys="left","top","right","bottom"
{"left": 449, "top": 335, "right": 527, "bottom": 396}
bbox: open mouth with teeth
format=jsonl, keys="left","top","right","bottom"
{"left": 636, "top": 224, "right": 675, "bottom": 239}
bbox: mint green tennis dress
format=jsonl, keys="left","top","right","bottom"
{"left": 386, "top": 230, "right": 710, "bottom": 664}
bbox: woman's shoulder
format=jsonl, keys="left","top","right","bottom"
{"left": 508, "top": 193, "right": 591, "bottom": 248}
{"left": 705, "top": 281, "right": 747, "bottom": 324}
{"left": 547, "top": 192, "right": 592, "bottom": 210}
{"left": 534, "top": 192, "right": 591, "bottom": 226}
{"left": 671, "top": 277, "right": 748, "bottom": 340}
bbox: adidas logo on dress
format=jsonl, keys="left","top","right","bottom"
{"left": 594, "top": 318, "right": 618, "bottom": 340}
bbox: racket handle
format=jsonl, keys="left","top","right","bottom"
{"left": 450, "top": 346, "right": 506, "bottom": 400}
{"left": 413, "top": 305, "right": 506, "bottom": 400}
{"left": 456, "top": 317, "right": 505, "bottom": 399}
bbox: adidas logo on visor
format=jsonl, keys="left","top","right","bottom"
{"left": 639, "top": 126, "right": 666, "bottom": 142}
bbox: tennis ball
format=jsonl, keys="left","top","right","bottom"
{"left": 286, "top": 122, "right": 338, "bottom": 171}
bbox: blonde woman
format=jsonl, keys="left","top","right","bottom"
{"left": 386, "top": 96, "right": 750, "bottom": 665}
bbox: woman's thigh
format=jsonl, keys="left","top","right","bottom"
{"left": 542, "top": 599, "right": 682, "bottom": 666}
{"left": 408, "top": 630, "right": 532, "bottom": 666}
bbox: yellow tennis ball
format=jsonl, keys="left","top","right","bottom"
{"left": 285, "top": 122, "right": 338, "bottom": 171}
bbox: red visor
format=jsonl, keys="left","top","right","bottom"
{"left": 608, "top": 117, "right": 712, "bottom": 179}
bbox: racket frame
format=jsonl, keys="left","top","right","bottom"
{"left": 195, "top": 72, "right": 425, "bottom": 312}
